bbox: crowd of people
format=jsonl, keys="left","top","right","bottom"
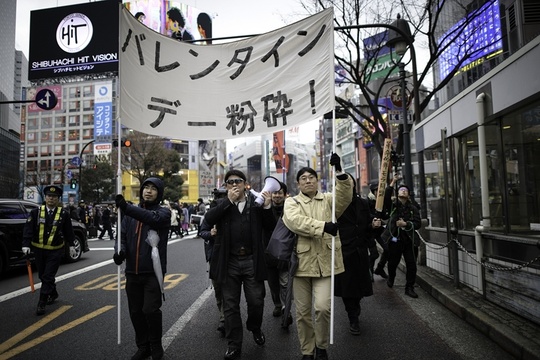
{"left": 23, "top": 156, "right": 422, "bottom": 360}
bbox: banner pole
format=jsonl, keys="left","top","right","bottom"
{"left": 330, "top": 108, "right": 336, "bottom": 344}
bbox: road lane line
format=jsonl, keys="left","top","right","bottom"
{"left": 0, "top": 306, "right": 72, "bottom": 355}
{"left": 162, "top": 287, "right": 213, "bottom": 350}
{"left": 0, "top": 306, "right": 114, "bottom": 360}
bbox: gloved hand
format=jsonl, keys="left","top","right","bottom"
{"left": 323, "top": 222, "right": 339, "bottom": 236}
{"left": 22, "top": 247, "right": 31, "bottom": 256}
{"left": 329, "top": 153, "right": 342, "bottom": 172}
{"left": 113, "top": 251, "right": 125, "bottom": 265}
{"left": 115, "top": 194, "right": 127, "bottom": 211}
{"left": 69, "top": 246, "right": 76, "bottom": 258}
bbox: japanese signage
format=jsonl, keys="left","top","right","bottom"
{"left": 94, "top": 81, "right": 113, "bottom": 143}
{"left": 28, "top": 1, "right": 119, "bottom": 80}
{"left": 119, "top": 6, "right": 335, "bottom": 140}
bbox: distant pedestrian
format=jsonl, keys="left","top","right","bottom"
{"left": 98, "top": 204, "right": 114, "bottom": 240}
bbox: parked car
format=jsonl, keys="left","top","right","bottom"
{"left": 0, "top": 199, "right": 88, "bottom": 276}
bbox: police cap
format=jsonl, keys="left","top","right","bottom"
{"left": 44, "top": 185, "right": 63, "bottom": 197}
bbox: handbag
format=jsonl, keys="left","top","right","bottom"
{"left": 266, "top": 217, "right": 297, "bottom": 262}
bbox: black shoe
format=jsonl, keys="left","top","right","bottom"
{"left": 315, "top": 347, "right": 328, "bottom": 360}
{"left": 224, "top": 347, "right": 241, "bottom": 360}
{"left": 36, "top": 301, "right": 46, "bottom": 316}
{"left": 131, "top": 346, "right": 151, "bottom": 360}
{"left": 302, "top": 356, "right": 315, "bottom": 360}
{"left": 217, "top": 323, "right": 225, "bottom": 337}
{"left": 387, "top": 277, "right": 394, "bottom": 288}
{"left": 374, "top": 267, "right": 388, "bottom": 279}
{"left": 46, "top": 292, "right": 58, "bottom": 305}
{"left": 151, "top": 344, "right": 164, "bottom": 360}
{"left": 349, "top": 320, "right": 360, "bottom": 336}
{"left": 252, "top": 329, "right": 265, "bottom": 345}
{"left": 273, "top": 305, "right": 282, "bottom": 317}
{"left": 405, "top": 287, "right": 419, "bottom": 298}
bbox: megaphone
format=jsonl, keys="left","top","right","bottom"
{"left": 250, "top": 176, "right": 282, "bottom": 206}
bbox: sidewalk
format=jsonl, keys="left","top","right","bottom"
{"left": 411, "top": 264, "right": 540, "bottom": 360}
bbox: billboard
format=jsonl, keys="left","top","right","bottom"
{"left": 28, "top": 1, "right": 119, "bottom": 80}
{"left": 123, "top": 1, "right": 212, "bottom": 44}
{"left": 438, "top": 0, "right": 503, "bottom": 80}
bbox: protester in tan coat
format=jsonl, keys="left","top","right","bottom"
{"left": 282, "top": 153, "right": 352, "bottom": 360}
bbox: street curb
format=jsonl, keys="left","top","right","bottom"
{"left": 412, "top": 265, "right": 540, "bottom": 360}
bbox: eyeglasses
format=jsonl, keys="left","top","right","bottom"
{"left": 225, "top": 178, "right": 245, "bottom": 185}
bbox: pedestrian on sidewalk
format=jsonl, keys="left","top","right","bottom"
{"left": 22, "top": 185, "right": 76, "bottom": 315}
{"left": 98, "top": 204, "right": 114, "bottom": 240}
{"left": 113, "top": 178, "right": 171, "bottom": 360}
{"left": 282, "top": 154, "right": 352, "bottom": 360}
{"left": 204, "top": 170, "right": 276, "bottom": 360}
{"left": 382, "top": 175, "right": 422, "bottom": 298}
{"left": 335, "top": 173, "right": 381, "bottom": 335}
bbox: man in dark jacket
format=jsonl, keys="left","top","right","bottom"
{"left": 113, "top": 178, "right": 171, "bottom": 360}
{"left": 383, "top": 181, "right": 422, "bottom": 298}
{"left": 22, "top": 185, "right": 76, "bottom": 315}
{"left": 335, "top": 174, "right": 381, "bottom": 335}
{"left": 98, "top": 204, "right": 114, "bottom": 240}
{"left": 204, "top": 170, "right": 276, "bottom": 360}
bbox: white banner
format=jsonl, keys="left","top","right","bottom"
{"left": 119, "top": 6, "right": 334, "bottom": 140}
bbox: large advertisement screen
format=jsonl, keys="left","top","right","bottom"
{"left": 438, "top": 0, "right": 503, "bottom": 80}
{"left": 123, "top": 1, "right": 212, "bottom": 44}
{"left": 28, "top": 1, "right": 119, "bottom": 81}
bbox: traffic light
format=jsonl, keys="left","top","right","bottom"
{"left": 112, "top": 139, "right": 132, "bottom": 147}
{"left": 70, "top": 179, "right": 77, "bottom": 189}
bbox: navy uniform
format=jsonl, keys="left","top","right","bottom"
{"left": 23, "top": 185, "right": 75, "bottom": 315}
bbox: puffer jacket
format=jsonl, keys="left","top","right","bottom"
{"left": 282, "top": 176, "right": 352, "bottom": 277}
{"left": 117, "top": 177, "right": 171, "bottom": 275}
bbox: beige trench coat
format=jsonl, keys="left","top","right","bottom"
{"left": 282, "top": 176, "right": 352, "bottom": 278}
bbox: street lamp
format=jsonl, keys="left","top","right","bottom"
{"left": 386, "top": 14, "right": 415, "bottom": 197}
{"left": 336, "top": 15, "right": 420, "bottom": 199}
{"left": 78, "top": 139, "right": 96, "bottom": 201}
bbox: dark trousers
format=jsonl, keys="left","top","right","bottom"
{"left": 98, "top": 222, "right": 114, "bottom": 239}
{"left": 374, "top": 235, "right": 389, "bottom": 270}
{"left": 387, "top": 239, "right": 417, "bottom": 288}
{"left": 222, "top": 255, "right": 266, "bottom": 349}
{"left": 34, "top": 247, "right": 64, "bottom": 297}
{"left": 342, "top": 297, "right": 361, "bottom": 323}
{"left": 125, "top": 273, "right": 163, "bottom": 349}
{"left": 266, "top": 264, "right": 282, "bottom": 307}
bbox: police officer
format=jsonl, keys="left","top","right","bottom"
{"left": 22, "top": 185, "right": 76, "bottom": 315}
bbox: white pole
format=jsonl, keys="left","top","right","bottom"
{"left": 330, "top": 108, "right": 336, "bottom": 344}
{"left": 116, "top": 2, "right": 123, "bottom": 345}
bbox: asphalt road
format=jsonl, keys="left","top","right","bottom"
{"left": 0, "top": 234, "right": 514, "bottom": 360}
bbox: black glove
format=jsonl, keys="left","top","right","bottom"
{"left": 113, "top": 251, "right": 125, "bottom": 265}
{"left": 329, "top": 153, "right": 342, "bottom": 172}
{"left": 323, "top": 222, "right": 339, "bottom": 236}
{"left": 115, "top": 194, "right": 127, "bottom": 211}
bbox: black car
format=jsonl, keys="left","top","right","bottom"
{"left": 0, "top": 199, "right": 88, "bottom": 276}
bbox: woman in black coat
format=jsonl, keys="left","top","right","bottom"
{"left": 335, "top": 173, "right": 382, "bottom": 335}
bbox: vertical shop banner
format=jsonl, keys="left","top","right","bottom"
{"left": 120, "top": 6, "right": 334, "bottom": 140}
{"left": 272, "top": 131, "right": 289, "bottom": 174}
{"left": 94, "top": 81, "right": 113, "bottom": 145}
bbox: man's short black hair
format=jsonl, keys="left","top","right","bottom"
{"left": 296, "top": 167, "right": 318, "bottom": 182}
{"left": 224, "top": 169, "right": 247, "bottom": 182}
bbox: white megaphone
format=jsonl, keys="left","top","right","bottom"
{"left": 250, "top": 176, "right": 282, "bottom": 206}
